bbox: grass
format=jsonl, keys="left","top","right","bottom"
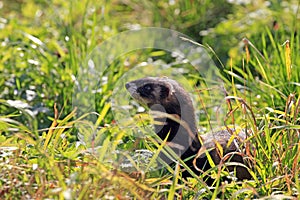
{"left": 0, "top": 0, "right": 299, "bottom": 199}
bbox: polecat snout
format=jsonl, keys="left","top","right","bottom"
{"left": 125, "top": 76, "right": 252, "bottom": 184}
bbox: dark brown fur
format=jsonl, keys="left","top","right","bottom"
{"left": 125, "top": 77, "right": 251, "bottom": 185}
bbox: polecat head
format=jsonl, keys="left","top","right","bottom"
{"left": 125, "top": 77, "right": 176, "bottom": 108}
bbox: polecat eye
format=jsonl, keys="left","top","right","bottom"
{"left": 137, "top": 84, "right": 153, "bottom": 97}
{"left": 143, "top": 84, "right": 152, "bottom": 92}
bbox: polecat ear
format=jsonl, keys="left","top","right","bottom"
{"left": 159, "top": 82, "right": 175, "bottom": 99}
{"left": 160, "top": 77, "right": 174, "bottom": 95}
{"left": 159, "top": 84, "right": 170, "bottom": 99}
{"left": 167, "top": 82, "right": 175, "bottom": 95}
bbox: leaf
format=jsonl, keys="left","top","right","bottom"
{"left": 284, "top": 40, "right": 292, "bottom": 81}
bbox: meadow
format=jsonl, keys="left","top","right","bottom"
{"left": 0, "top": 0, "right": 299, "bottom": 199}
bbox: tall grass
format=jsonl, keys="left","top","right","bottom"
{"left": 0, "top": 0, "right": 299, "bottom": 199}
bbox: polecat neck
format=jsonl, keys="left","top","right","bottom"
{"left": 149, "top": 97, "right": 201, "bottom": 159}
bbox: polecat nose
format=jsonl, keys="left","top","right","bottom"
{"left": 125, "top": 82, "right": 130, "bottom": 89}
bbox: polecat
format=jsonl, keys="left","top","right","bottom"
{"left": 125, "top": 76, "right": 251, "bottom": 184}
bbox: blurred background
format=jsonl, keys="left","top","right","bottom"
{"left": 1, "top": 0, "right": 298, "bottom": 128}
{"left": 1, "top": 1, "right": 299, "bottom": 199}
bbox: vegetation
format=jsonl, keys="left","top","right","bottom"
{"left": 0, "top": 0, "right": 299, "bottom": 199}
